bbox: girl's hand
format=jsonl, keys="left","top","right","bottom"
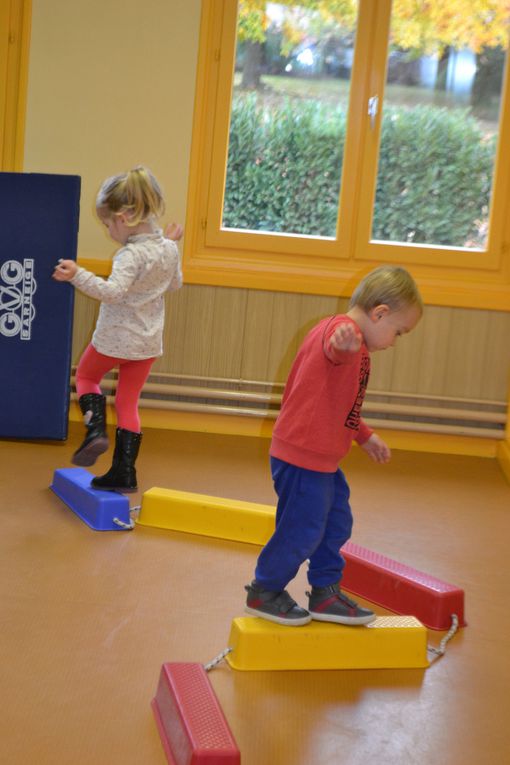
{"left": 361, "top": 433, "right": 391, "bottom": 464}
{"left": 53, "top": 259, "right": 78, "bottom": 281}
{"left": 165, "top": 222, "right": 184, "bottom": 242}
{"left": 330, "top": 322, "right": 362, "bottom": 353}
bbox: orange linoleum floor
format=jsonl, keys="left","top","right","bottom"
{"left": 1, "top": 423, "right": 510, "bottom": 765}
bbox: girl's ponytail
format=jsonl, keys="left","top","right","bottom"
{"left": 96, "top": 166, "right": 165, "bottom": 225}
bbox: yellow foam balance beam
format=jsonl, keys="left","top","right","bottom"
{"left": 137, "top": 488, "right": 275, "bottom": 545}
{"left": 225, "top": 616, "right": 429, "bottom": 671}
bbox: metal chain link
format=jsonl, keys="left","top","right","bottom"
{"left": 112, "top": 505, "right": 141, "bottom": 530}
{"left": 113, "top": 517, "right": 135, "bottom": 530}
{"left": 203, "top": 647, "right": 233, "bottom": 672}
{"left": 427, "top": 614, "right": 459, "bottom": 663}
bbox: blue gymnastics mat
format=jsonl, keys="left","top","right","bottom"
{"left": 0, "top": 172, "right": 80, "bottom": 439}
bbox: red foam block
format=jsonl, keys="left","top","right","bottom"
{"left": 152, "top": 662, "right": 240, "bottom": 765}
{"left": 341, "top": 541, "right": 466, "bottom": 630}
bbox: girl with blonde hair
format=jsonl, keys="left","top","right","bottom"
{"left": 54, "top": 166, "right": 182, "bottom": 492}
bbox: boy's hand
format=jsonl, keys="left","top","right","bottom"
{"left": 53, "top": 259, "right": 78, "bottom": 282}
{"left": 330, "top": 322, "right": 362, "bottom": 353}
{"left": 165, "top": 222, "right": 184, "bottom": 242}
{"left": 361, "top": 433, "right": 391, "bottom": 464}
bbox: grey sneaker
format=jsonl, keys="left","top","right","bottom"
{"left": 307, "top": 584, "right": 376, "bottom": 625}
{"left": 245, "top": 581, "right": 311, "bottom": 626}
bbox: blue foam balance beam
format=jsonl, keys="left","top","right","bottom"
{"left": 50, "top": 468, "right": 132, "bottom": 531}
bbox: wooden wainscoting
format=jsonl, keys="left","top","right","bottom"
{"left": 70, "top": 283, "right": 510, "bottom": 464}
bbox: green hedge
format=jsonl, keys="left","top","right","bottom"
{"left": 224, "top": 96, "right": 346, "bottom": 237}
{"left": 223, "top": 95, "right": 496, "bottom": 247}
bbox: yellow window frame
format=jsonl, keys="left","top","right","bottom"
{"left": 0, "top": 0, "right": 31, "bottom": 172}
{"left": 184, "top": 0, "right": 510, "bottom": 310}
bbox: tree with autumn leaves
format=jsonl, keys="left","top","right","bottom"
{"left": 237, "top": 0, "right": 510, "bottom": 106}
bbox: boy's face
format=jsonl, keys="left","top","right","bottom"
{"left": 363, "top": 303, "right": 421, "bottom": 352}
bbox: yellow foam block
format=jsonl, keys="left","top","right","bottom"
{"left": 225, "top": 616, "right": 429, "bottom": 671}
{"left": 137, "top": 488, "right": 275, "bottom": 545}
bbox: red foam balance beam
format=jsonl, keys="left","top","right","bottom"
{"left": 152, "top": 663, "right": 240, "bottom": 765}
{"left": 341, "top": 541, "right": 466, "bottom": 631}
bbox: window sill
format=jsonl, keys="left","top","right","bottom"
{"left": 181, "top": 248, "right": 510, "bottom": 312}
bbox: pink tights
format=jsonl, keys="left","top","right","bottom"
{"left": 76, "top": 344, "right": 155, "bottom": 432}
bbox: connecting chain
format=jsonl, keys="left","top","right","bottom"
{"left": 112, "top": 505, "right": 141, "bottom": 530}
{"left": 113, "top": 517, "right": 135, "bottom": 530}
{"left": 203, "top": 647, "right": 233, "bottom": 672}
{"left": 427, "top": 614, "right": 459, "bottom": 663}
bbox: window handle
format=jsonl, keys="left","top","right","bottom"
{"left": 368, "top": 95, "right": 379, "bottom": 129}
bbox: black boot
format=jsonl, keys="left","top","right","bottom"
{"left": 91, "top": 428, "right": 142, "bottom": 493}
{"left": 72, "top": 393, "right": 109, "bottom": 466}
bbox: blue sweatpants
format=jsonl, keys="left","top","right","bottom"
{"left": 255, "top": 457, "right": 353, "bottom": 592}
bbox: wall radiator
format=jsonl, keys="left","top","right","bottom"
{"left": 71, "top": 371, "right": 506, "bottom": 439}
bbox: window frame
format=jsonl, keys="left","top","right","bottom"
{"left": 0, "top": 0, "right": 31, "bottom": 172}
{"left": 183, "top": 0, "right": 510, "bottom": 310}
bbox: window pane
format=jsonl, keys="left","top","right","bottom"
{"left": 372, "top": 7, "right": 506, "bottom": 249}
{"left": 222, "top": 1, "right": 358, "bottom": 237}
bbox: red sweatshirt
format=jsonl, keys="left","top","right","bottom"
{"left": 270, "top": 315, "right": 373, "bottom": 472}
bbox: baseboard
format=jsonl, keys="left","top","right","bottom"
{"left": 68, "top": 402, "right": 274, "bottom": 439}
{"left": 68, "top": 402, "right": 500, "bottom": 459}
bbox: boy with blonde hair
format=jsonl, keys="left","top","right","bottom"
{"left": 245, "top": 265, "right": 423, "bottom": 626}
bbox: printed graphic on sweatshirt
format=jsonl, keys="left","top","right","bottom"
{"left": 344, "top": 353, "right": 370, "bottom": 431}
{"left": 0, "top": 259, "right": 36, "bottom": 340}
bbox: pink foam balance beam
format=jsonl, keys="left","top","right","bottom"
{"left": 340, "top": 541, "right": 466, "bottom": 631}
{"left": 152, "top": 663, "right": 240, "bottom": 765}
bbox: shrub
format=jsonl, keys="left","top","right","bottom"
{"left": 373, "top": 105, "right": 495, "bottom": 246}
{"left": 223, "top": 94, "right": 345, "bottom": 236}
{"left": 223, "top": 95, "right": 496, "bottom": 247}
